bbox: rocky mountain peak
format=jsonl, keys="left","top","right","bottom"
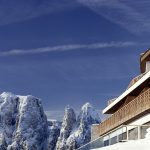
{"left": 0, "top": 92, "right": 48, "bottom": 150}
{"left": 0, "top": 92, "right": 101, "bottom": 150}
{"left": 78, "top": 102, "right": 101, "bottom": 125}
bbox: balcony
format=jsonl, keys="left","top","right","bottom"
{"left": 99, "top": 88, "right": 150, "bottom": 136}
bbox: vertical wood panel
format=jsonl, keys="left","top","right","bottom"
{"left": 99, "top": 88, "right": 150, "bottom": 136}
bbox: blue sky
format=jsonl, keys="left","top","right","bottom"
{"left": 0, "top": 0, "right": 150, "bottom": 120}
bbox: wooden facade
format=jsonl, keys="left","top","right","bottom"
{"left": 99, "top": 88, "right": 150, "bottom": 136}
{"left": 92, "top": 50, "right": 150, "bottom": 138}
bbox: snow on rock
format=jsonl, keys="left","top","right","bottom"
{"left": 66, "top": 102, "right": 101, "bottom": 149}
{"left": 0, "top": 92, "right": 48, "bottom": 150}
{"left": 56, "top": 106, "right": 76, "bottom": 150}
{"left": 0, "top": 92, "right": 101, "bottom": 150}
{"left": 78, "top": 102, "right": 101, "bottom": 125}
{"left": 0, "top": 92, "right": 19, "bottom": 147}
{"left": 0, "top": 133, "right": 7, "bottom": 149}
{"left": 48, "top": 120, "right": 62, "bottom": 150}
{"left": 56, "top": 102, "right": 101, "bottom": 150}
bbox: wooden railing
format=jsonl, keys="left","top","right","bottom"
{"left": 99, "top": 88, "right": 150, "bottom": 136}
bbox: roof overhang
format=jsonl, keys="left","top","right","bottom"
{"left": 103, "top": 71, "right": 150, "bottom": 114}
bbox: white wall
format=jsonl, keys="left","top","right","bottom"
{"left": 146, "top": 61, "right": 150, "bottom": 72}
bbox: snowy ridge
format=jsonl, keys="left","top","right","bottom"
{"left": 0, "top": 92, "right": 101, "bottom": 150}
{"left": 56, "top": 106, "right": 76, "bottom": 150}
{"left": 56, "top": 102, "right": 101, "bottom": 150}
{"left": 0, "top": 92, "right": 48, "bottom": 150}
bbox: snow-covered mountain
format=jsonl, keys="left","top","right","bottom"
{"left": 0, "top": 92, "right": 101, "bottom": 150}
{"left": 56, "top": 106, "right": 76, "bottom": 150}
{"left": 56, "top": 103, "right": 101, "bottom": 150}
{"left": 0, "top": 92, "right": 48, "bottom": 150}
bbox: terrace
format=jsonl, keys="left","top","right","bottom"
{"left": 99, "top": 88, "right": 150, "bottom": 136}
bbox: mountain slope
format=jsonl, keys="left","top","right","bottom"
{"left": 56, "top": 106, "right": 76, "bottom": 150}
{"left": 48, "top": 120, "right": 62, "bottom": 150}
{"left": 56, "top": 103, "right": 101, "bottom": 150}
{"left": 0, "top": 92, "right": 48, "bottom": 150}
{"left": 66, "top": 103, "right": 101, "bottom": 149}
{"left": 0, "top": 92, "right": 101, "bottom": 150}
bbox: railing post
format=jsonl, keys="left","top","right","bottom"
{"left": 108, "top": 134, "right": 110, "bottom": 146}
{"left": 138, "top": 126, "right": 141, "bottom": 140}
{"left": 117, "top": 134, "right": 119, "bottom": 143}
{"left": 126, "top": 126, "right": 129, "bottom": 140}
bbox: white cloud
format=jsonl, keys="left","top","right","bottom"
{"left": 0, "top": 0, "right": 78, "bottom": 25}
{"left": 1, "top": 0, "right": 150, "bottom": 34}
{"left": 78, "top": 0, "right": 150, "bottom": 34}
{"left": 0, "top": 41, "right": 145, "bottom": 56}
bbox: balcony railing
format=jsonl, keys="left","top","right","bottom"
{"left": 99, "top": 88, "right": 150, "bottom": 136}
{"left": 77, "top": 125, "right": 150, "bottom": 150}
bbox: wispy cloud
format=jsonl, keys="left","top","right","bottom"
{"left": 0, "top": 0, "right": 79, "bottom": 25}
{"left": 0, "top": 41, "right": 147, "bottom": 56}
{"left": 78, "top": 0, "right": 150, "bottom": 34}
{"left": 1, "top": 0, "right": 150, "bottom": 34}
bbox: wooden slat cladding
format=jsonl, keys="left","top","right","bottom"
{"left": 99, "top": 88, "right": 150, "bottom": 136}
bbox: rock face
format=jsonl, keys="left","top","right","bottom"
{"left": 0, "top": 92, "right": 101, "bottom": 150}
{"left": 48, "top": 120, "right": 61, "bottom": 150}
{"left": 66, "top": 103, "right": 101, "bottom": 149}
{"left": 56, "top": 103, "right": 101, "bottom": 150}
{"left": 0, "top": 92, "right": 48, "bottom": 150}
{"left": 56, "top": 106, "right": 76, "bottom": 150}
